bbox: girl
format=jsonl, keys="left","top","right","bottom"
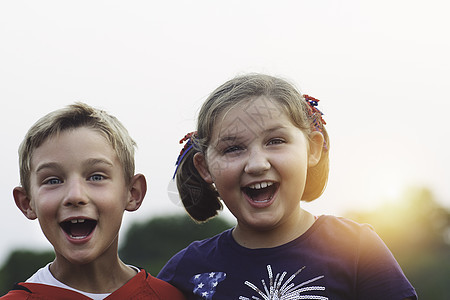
{"left": 158, "top": 74, "right": 417, "bottom": 300}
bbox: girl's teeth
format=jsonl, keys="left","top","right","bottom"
{"left": 248, "top": 182, "right": 273, "bottom": 189}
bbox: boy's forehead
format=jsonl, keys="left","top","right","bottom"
{"left": 37, "top": 127, "right": 111, "bottom": 148}
{"left": 30, "top": 127, "right": 117, "bottom": 168}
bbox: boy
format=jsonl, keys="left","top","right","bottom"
{"left": 2, "top": 103, "right": 185, "bottom": 299}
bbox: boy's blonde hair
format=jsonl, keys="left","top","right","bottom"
{"left": 18, "top": 102, "right": 136, "bottom": 194}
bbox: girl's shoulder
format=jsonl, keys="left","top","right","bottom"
{"left": 307, "top": 215, "right": 391, "bottom": 258}
{"left": 157, "top": 229, "right": 233, "bottom": 280}
{"left": 180, "top": 228, "right": 233, "bottom": 253}
{"left": 313, "top": 215, "right": 375, "bottom": 236}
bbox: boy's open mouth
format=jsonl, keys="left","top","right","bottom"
{"left": 60, "top": 219, "right": 97, "bottom": 239}
{"left": 243, "top": 182, "right": 278, "bottom": 203}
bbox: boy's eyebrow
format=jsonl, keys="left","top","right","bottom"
{"left": 34, "top": 158, "right": 114, "bottom": 173}
{"left": 84, "top": 158, "right": 114, "bottom": 168}
{"left": 35, "top": 162, "right": 62, "bottom": 174}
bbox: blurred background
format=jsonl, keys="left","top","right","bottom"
{"left": 0, "top": 0, "right": 449, "bottom": 298}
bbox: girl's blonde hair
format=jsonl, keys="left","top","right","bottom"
{"left": 18, "top": 102, "right": 136, "bottom": 194}
{"left": 176, "top": 74, "right": 330, "bottom": 222}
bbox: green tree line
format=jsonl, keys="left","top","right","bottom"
{"left": 1, "top": 187, "right": 449, "bottom": 299}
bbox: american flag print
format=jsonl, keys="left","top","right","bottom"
{"left": 190, "top": 271, "right": 227, "bottom": 299}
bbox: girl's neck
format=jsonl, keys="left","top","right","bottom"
{"left": 232, "top": 209, "right": 316, "bottom": 249}
{"left": 50, "top": 252, "right": 137, "bottom": 293}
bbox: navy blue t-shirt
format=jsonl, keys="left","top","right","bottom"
{"left": 158, "top": 215, "right": 417, "bottom": 300}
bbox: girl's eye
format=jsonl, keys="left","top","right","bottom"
{"left": 89, "top": 174, "right": 104, "bottom": 181}
{"left": 223, "top": 145, "right": 243, "bottom": 154}
{"left": 45, "top": 178, "right": 62, "bottom": 185}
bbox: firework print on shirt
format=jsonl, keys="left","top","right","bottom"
{"left": 239, "top": 265, "right": 327, "bottom": 300}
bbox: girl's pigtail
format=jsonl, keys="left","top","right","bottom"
{"left": 174, "top": 132, "right": 222, "bottom": 222}
{"left": 302, "top": 95, "right": 330, "bottom": 201}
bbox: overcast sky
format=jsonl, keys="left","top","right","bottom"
{"left": 0, "top": 0, "right": 449, "bottom": 265}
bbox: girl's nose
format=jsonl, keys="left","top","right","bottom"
{"left": 63, "top": 179, "right": 89, "bottom": 207}
{"left": 244, "top": 149, "right": 271, "bottom": 175}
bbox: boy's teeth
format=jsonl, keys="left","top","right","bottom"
{"left": 248, "top": 182, "right": 273, "bottom": 189}
{"left": 70, "top": 234, "right": 87, "bottom": 239}
{"left": 70, "top": 219, "right": 85, "bottom": 224}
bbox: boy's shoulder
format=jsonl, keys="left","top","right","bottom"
{"left": 0, "top": 282, "right": 91, "bottom": 300}
{"left": 129, "top": 269, "right": 186, "bottom": 299}
{"left": 1, "top": 270, "right": 185, "bottom": 300}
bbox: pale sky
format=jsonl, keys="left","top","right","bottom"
{"left": 0, "top": 0, "right": 449, "bottom": 265}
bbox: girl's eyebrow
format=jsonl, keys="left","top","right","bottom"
{"left": 216, "top": 125, "right": 288, "bottom": 145}
{"left": 217, "top": 135, "right": 239, "bottom": 143}
{"left": 262, "top": 125, "right": 287, "bottom": 134}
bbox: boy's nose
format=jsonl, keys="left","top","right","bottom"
{"left": 63, "top": 179, "right": 89, "bottom": 207}
{"left": 244, "top": 149, "right": 270, "bottom": 175}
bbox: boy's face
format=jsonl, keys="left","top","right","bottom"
{"left": 17, "top": 127, "right": 142, "bottom": 265}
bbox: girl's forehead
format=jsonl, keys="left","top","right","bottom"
{"left": 242, "top": 96, "right": 284, "bottom": 116}
{"left": 211, "top": 96, "right": 292, "bottom": 138}
{"left": 216, "top": 96, "right": 286, "bottom": 126}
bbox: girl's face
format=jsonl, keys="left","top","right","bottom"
{"left": 196, "top": 96, "right": 323, "bottom": 240}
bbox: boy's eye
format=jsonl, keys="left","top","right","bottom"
{"left": 89, "top": 174, "right": 104, "bottom": 181}
{"left": 268, "top": 138, "right": 285, "bottom": 145}
{"left": 45, "top": 178, "right": 62, "bottom": 185}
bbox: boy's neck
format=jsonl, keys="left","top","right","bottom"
{"left": 49, "top": 253, "right": 137, "bottom": 293}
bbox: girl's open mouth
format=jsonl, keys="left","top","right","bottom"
{"left": 60, "top": 219, "right": 97, "bottom": 240}
{"left": 242, "top": 182, "right": 279, "bottom": 204}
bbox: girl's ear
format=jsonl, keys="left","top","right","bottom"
{"left": 193, "top": 152, "right": 214, "bottom": 184}
{"left": 308, "top": 131, "right": 324, "bottom": 167}
{"left": 13, "top": 187, "right": 37, "bottom": 220}
{"left": 125, "top": 174, "right": 147, "bottom": 212}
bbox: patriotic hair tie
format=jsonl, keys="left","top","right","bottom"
{"left": 304, "top": 94, "right": 326, "bottom": 132}
{"left": 173, "top": 131, "right": 197, "bottom": 179}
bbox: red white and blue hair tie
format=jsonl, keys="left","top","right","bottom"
{"left": 304, "top": 94, "right": 326, "bottom": 132}
{"left": 173, "top": 131, "right": 197, "bottom": 179}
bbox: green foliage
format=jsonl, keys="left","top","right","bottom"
{"left": 346, "top": 187, "right": 450, "bottom": 300}
{"left": 0, "top": 250, "right": 54, "bottom": 295}
{"left": 119, "top": 214, "right": 233, "bottom": 275}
